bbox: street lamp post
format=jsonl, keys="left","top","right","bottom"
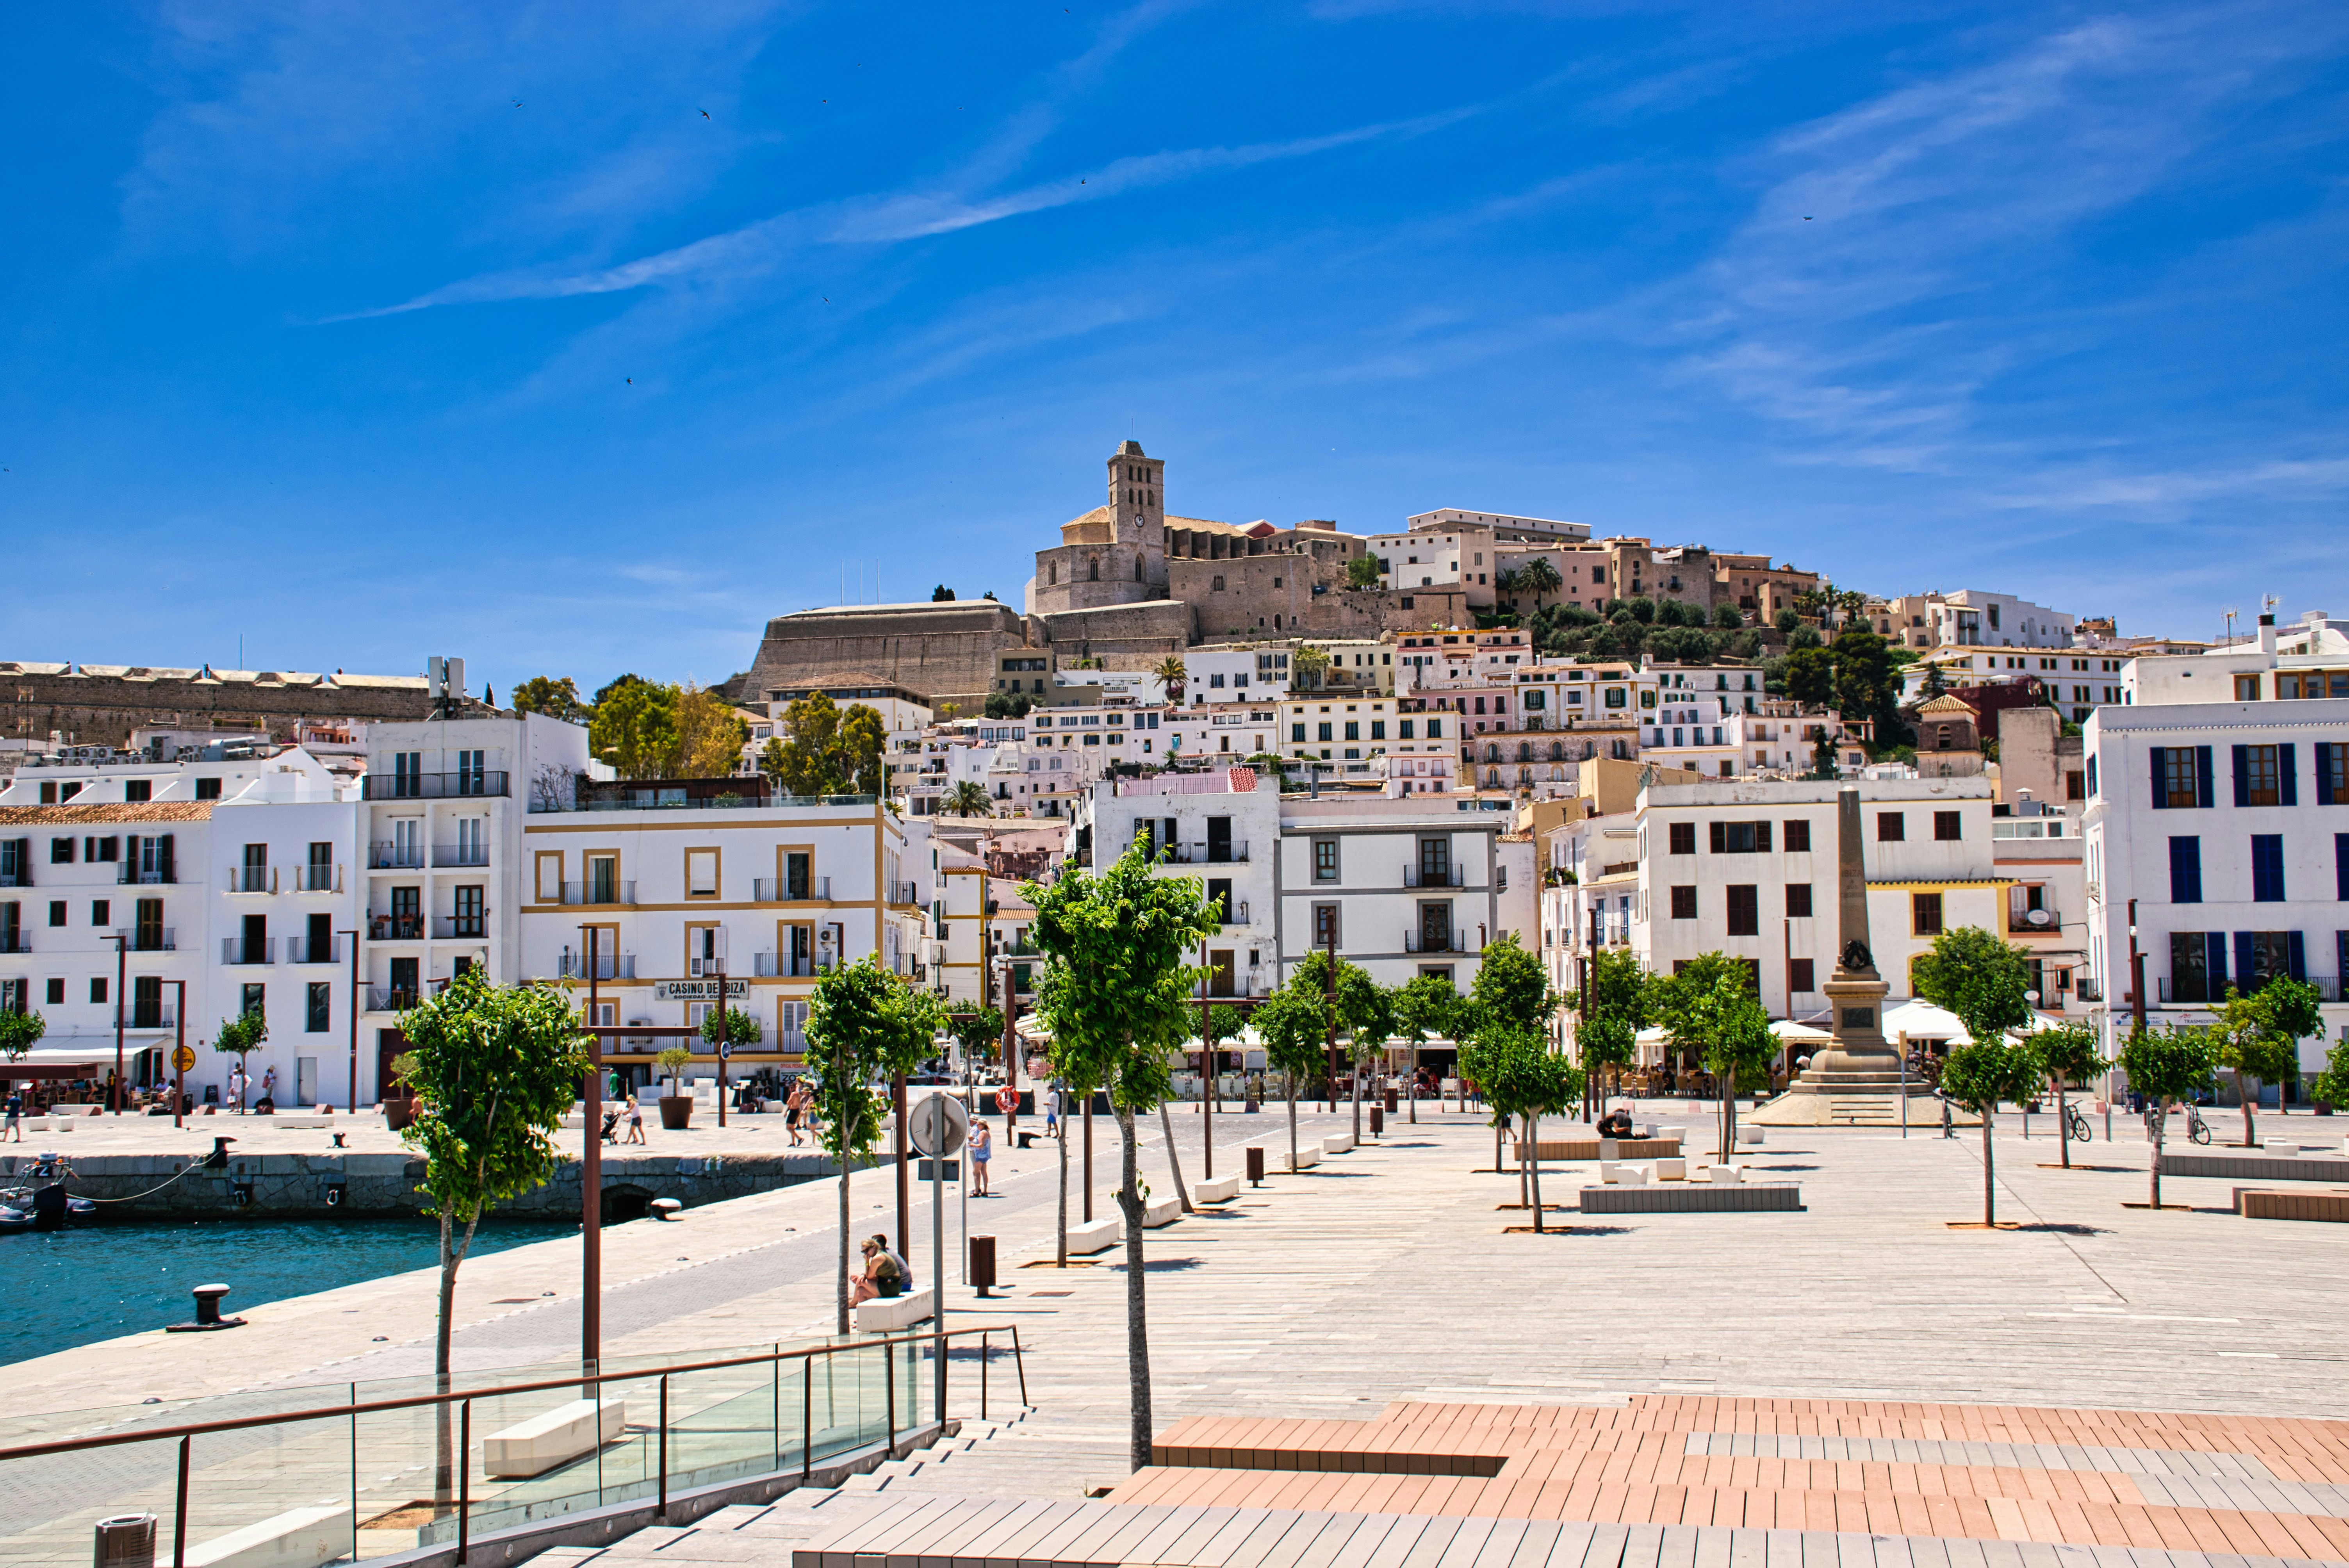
{"left": 582, "top": 925, "right": 603, "bottom": 1379}
{"left": 2126, "top": 899, "right": 2146, "bottom": 1036}
{"left": 168, "top": 979, "right": 188, "bottom": 1129}
{"left": 342, "top": 928, "right": 360, "bottom": 1112}
{"left": 107, "top": 933, "right": 127, "bottom": 1114}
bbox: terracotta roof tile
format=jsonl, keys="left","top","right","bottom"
{"left": 0, "top": 802, "right": 216, "bottom": 825}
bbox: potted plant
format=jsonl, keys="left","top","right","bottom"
{"left": 383, "top": 1051, "right": 420, "bottom": 1130}
{"left": 657, "top": 1046, "right": 697, "bottom": 1129}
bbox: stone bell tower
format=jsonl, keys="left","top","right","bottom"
{"left": 1108, "top": 440, "right": 1168, "bottom": 577}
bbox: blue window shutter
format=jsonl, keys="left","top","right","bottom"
{"left": 2320, "top": 744, "right": 2336, "bottom": 807}
{"left": 2148, "top": 746, "right": 2167, "bottom": 810}
{"left": 2087, "top": 754, "right": 2098, "bottom": 798}
{"left": 2233, "top": 931, "right": 2254, "bottom": 993}
{"left": 2339, "top": 833, "right": 2349, "bottom": 902}
{"left": 2231, "top": 745, "right": 2249, "bottom": 807}
{"left": 2279, "top": 744, "right": 2297, "bottom": 807}
{"left": 2287, "top": 930, "right": 2306, "bottom": 983}
{"left": 2196, "top": 746, "right": 2215, "bottom": 808}
{"left": 2208, "top": 932, "right": 2228, "bottom": 990}
{"left": 2168, "top": 837, "right": 2201, "bottom": 903}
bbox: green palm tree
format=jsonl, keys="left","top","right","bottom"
{"left": 1518, "top": 556, "right": 1563, "bottom": 609}
{"left": 946, "top": 781, "right": 993, "bottom": 818}
{"left": 1153, "top": 655, "right": 1187, "bottom": 705}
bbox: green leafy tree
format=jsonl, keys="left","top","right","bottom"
{"left": 2310, "top": 1032, "right": 2349, "bottom": 1113}
{"left": 2212, "top": 979, "right": 2321, "bottom": 1145}
{"left": 395, "top": 971, "right": 589, "bottom": 1495}
{"left": 768, "top": 693, "right": 887, "bottom": 796}
{"left": 1830, "top": 627, "right": 1903, "bottom": 747}
{"left": 932, "top": 584, "right": 955, "bottom": 601}
{"left": 2034, "top": 1021, "right": 2107, "bottom": 1170}
{"left": 950, "top": 1006, "right": 1005, "bottom": 1068}
{"left": 1341, "top": 971, "right": 1396, "bottom": 1140}
{"left": 1153, "top": 656, "right": 1187, "bottom": 705}
{"left": 2118, "top": 1023, "right": 2218, "bottom": 1208}
{"left": 1345, "top": 554, "right": 1383, "bottom": 590}
{"left": 211, "top": 1008, "right": 267, "bottom": 1108}
{"left": 1291, "top": 645, "right": 1332, "bottom": 690}
{"left": 1784, "top": 646, "right": 1836, "bottom": 710}
{"left": 1392, "top": 973, "right": 1460, "bottom": 1122}
{"left": 510, "top": 676, "right": 585, "bottom": 722}
{"left": 0, "top": 1008, "right": 46, "bottom": 1061}
{"left": 699, "top": 1005, "right": 763, "bottom": 1101}
{"left": 590, "top": 677, "right": 681, "bottom": 778}
{"left": 1713, "top": 602, "right": 1745, "bottom": 630}
{"left": 1021, "top": 841, "right": 1219, "bottom": 1469}
{"left": 1465, "top": 1025, "right": 1583, "bottom": 1229}
{"left": 946, "top": 780, "right": 993, "bottom": 818}
{"left": 1577, "top": 946, "right": 1648, "bottom": 1119}
{"left": 1939, "top": 1036, "right": 2043, "bottom": 1225}
{"left": 1696, "top": 976, "right": 1778, "bottom": 1160}
{"left": 805, "top": 957, "right": 945, "bottom": 1331}
{"left": 1255, "top": 983, "right": 1330, "bottom": 1173}
{"left": 655, "top": 1044, "right": 693, "bottom": 1095}
{"left": 1518, "top": 555, "right": 1563, "bottom": 608}
{"left": 1912, "top": 927, "right": 2035, "bottom": 1047}
{"left": 676, "top": 683, "right": 751, "bottom": 777}
{"left": 1773, "top": 608, "right": 1800, "bottom": 634}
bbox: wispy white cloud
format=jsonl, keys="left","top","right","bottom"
{"left": 1987, "top": 455, "right": 2349, "bottom": 511}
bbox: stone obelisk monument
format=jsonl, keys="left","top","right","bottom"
{"left": 1756, "top": 783, "right": 1912, "bottom": 1121}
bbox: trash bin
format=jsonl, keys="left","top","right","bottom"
{"left": 1369, "top": 1106, "right": 1384, "bottom": 1135}
{"left": 94, "top": 1513, "right": 156, "bottom": 1568}
{"left": 970, "top": 1234, "right": 997, "bottom": 1297}
{"left": 1246, "top": 1146, "right": 1265, "bottom": 1185}
{"left": 1383, "top": 1088, "right": 1398, "bottom": 1114}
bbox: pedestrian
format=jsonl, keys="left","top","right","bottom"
{"left": 260, "top": 1065, "right": 277, "bottom": 1107}
{"left": 1044, "top": 1082, "right": 1061, "bottom": 1140}
{"left": 2, "top": 1088, "right": 20, "bottom": 1142}
{"left": 785, "top": 1082, "right": 805, "bottom": 1147}
{"left": 968, "top": 1117, "right": 992, "bottom": 1195}
{"left": 874, "top": 1233, "right": 913, "bottom": 1292}
{"left": 624, "top": 1096, "right": 646, "bottom": 1144}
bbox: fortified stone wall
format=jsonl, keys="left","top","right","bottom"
{"left": 738, "top": 603, "right": 1034, "bottom": 708}
{"left": 1035, "top": 601, "right": 1190, "bottom": 663}
{"left": 0, "top": 664, "right": 440, "bottom": 750}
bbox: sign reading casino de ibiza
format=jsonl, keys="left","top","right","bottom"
{"left": 652, "top": 979, "right": 750, "bottom": 1001}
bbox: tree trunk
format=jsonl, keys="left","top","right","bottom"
{"left": 1159, "top": 1101, "right": 1192, "bottom": 1213}
{"left": 1725, "top": 1066, "right": 1739, "bottom": 1156}
{"left": 1056, "top": 1102, "right": 1070, "bottom": 1266}
{"left": 433, "top": 1207, "right": 456, "bottom": 1501}
{"left": 2239, "top": 1067, "right": 2255, "bottom": 1147}
{"left": 1350, "top": 1061, "right": 1362, "bottom": 1143}
{"left": 1517, "top": 1114, "right": 1528, "bottom": 1206}
{"left": 836, "top": 1156, "right": 852, "bottom": 1334}
{"left": 2150, "top": 1098, "right": 2165, "bottom": 1209}
{"left": 2056, "top": 1080, "right": 2071, "bottom": 1169}
{"left": 1527, "top": 1111, "right": 1544, "bottom": 1233}
{"left": 1981, "top": 1105, "right": 1996, "bottom": 1226}
{"left": 1410, "top": 1041, "right": 1419, "bottom": 1123}
{"left": 1113, "top": 1104, "right": 1153, "bottom": 1472}
{"left": 1286, "top": 1075, "right": 1299, "bottom": 1171}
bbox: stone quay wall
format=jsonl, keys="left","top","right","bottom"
{"left": 4, "top": 1149, "right": 863, "bottom": 1218}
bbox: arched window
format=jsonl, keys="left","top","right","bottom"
{"left": 1049, "top": 562, "right": 1057, "bottom": 585}
{"left": 1089, "top": 558, "right": 1099, "bottom": 582}
{"left": 1134, "top": 558, "right": 1143, "bottom": 582}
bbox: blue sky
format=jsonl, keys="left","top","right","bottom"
{"left": 5, "top": 2, "right": 2346, "bottom": 696}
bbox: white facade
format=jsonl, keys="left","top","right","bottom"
{"left": 1081, "top": 769, "right": 1281, "bottom": 997}
{"left": 1406, "top": 508, "right": 1591, "bottom": 545}
{"left": 1180, "top": 647, "right": 1290, "bottom": 706}
{"left": 1275, "top": 794, "right": 1510, "bottom": 991}
{"left": 1885, "top": 590, "right": 2077, "bottom": 650}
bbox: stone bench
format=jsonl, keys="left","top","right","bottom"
{"left": 1738, "top": 1127, "right": 1764, "bottom": 1146}
{"left": 2240, "top": 1189, "right": 2349, "bottom": 1222}
{"left": 1142, "top": 1196, "right": 1182, "bottom": 1228}
{"left": 1194, "top": 1175, "right": 1240, "bottom": 1204}
{"left": 1700, "top": 1163, "right": 1745, "bottom": 1184}
{"left": 187, "top": 1501, "right": 354, "bottom": 1568}
{"left": 1066, "top": 1217, "right": 1121, "bottom": 1254}
{"left": 484, "top": 1398, "right": 627, "bottom": 1479}
{"left": 1597, "top": 1162, "right": 1650, "bottom": 1186}
{"left": 1289, "top": 1145, "right": 1321, "bottom": 1171}
{"left": 2163, "top": 1152, "right": 2349, "bottom": 1183}
{"left": 854, "top": 1286, "right": 936, "bottom": 1332}
{"left": 1514, "top": 1137, "right": 1681, "bottom": 1162}
{"left": 1579, "top": 1182, "right": 1803, "bottom": 1214}
{"left": 1654, "top": 1158, "right": 1687, "bottom": 1181}
{"left": 1323, "top": 1132, "right": 1355, "bottom": 1155}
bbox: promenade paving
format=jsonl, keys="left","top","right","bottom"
{"left": 10, "top": 1102, "right": 2348, "bottom": 1566}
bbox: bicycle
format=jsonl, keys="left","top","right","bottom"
{"left": 2187, "top": 1105, "right": 2212, "bottom": 1145}
{"left": 2064, "top": 1104, "right": 2092, "bottom": 1143}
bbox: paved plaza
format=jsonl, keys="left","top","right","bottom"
{"left": 8, "top": 1103, "right": 2347, "bottom": 1565}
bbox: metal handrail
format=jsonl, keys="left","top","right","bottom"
{"left": 0, "top": 1321, "right": 1027, "bottom": 1463}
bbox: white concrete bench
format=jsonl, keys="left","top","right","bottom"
{"left": 262, "top": 1114, "right": 333, "bottom": 1129}
{"left": 1738, "top": 1127, "right": 1764, "bottom": 1146}
{"left": 854, "top": 1286, "right": 936, "bottom": 1332}
{"left": 1289, "top": 1145, "right": 1321, "bottom": 1171}
{"left": 187, "top": 1502, "right": 353, "bottom": 1568}
{"left": 1322, "top": 1132, "right": 1355, "bottom": 1155}
{"left": 1066, "top": 1217, "right": 1120, "bottom": 1254}
{"left": 1706, "top": 1163, "right": 1745, "bottom": 1184}
{"left": 483, "top": 1399, "right": 627, "bottom": 1479}
{"left": 1654, "top": 1158, "right": 1688, "bottom": 1181}
{"left": 1597, "top": 1161, "right": 1652, "bottom": 1185}
{"left": 1142, "top": 1196, "right": 1182, "bottom": 1228}
{"left": 1194, "top": 1174, "right": 1240, "bottom": 1204}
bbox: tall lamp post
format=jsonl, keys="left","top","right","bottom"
{"left": 106, "top": 933, "right": 127, "bottom": 1114}
{"left": 168, "top": 978, "right": 188, "bottom": 1129}
{"left": 341, "top": 928, "right": 360, "bottom": 1111}
{"left": 581, "top": 924, "right": 604, "bottom": 1378}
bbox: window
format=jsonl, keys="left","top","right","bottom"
{"left": 2168, "top": 837, "right": 2203, "bottom": 903}
{"left": 2152, "top": 745, "right": 2212, "bottom": 809}
{"left": 1398, "top": 720, "right": 1414, "bottom": 739}
{"left": 45, "top": 978, "right": 64, "bottom": 1005}
{"left": 90, "top": 977, "right": 108, "bottom": 1004}
{"left": 1911, "top": 892, "right": 1943, "bottom": 935}
{"left": 1291, "top": 723, "right": 1306, "bottom": 743}
{"left": 1668, "top": 822, "right": 1696, "bottom": 855}
{"left": 2251, "top": 834, "right": 2286, "bottom": 902}
{"left": 306, "top": 983, "right": 331, "bottom": 1033}
{"left": 1317, "top": 723, "right": 1333, "bottom": 743}
{"left": 1878, "top": 813, "right": 1905, "bottom": 842}
{"left": 2321, "top": 743, "right": 2349, "bottom": 805}
{"left": 2233, "top": 744, "right": 2289, "bottom": 807}
{"left": 1669, "top": 885, "right": 1698, "bottom": 919}
{"left": 1426, "top": 719, "right": 1443, "bottom": 738}
{"left": 124, "top": 779, "right": 150, "bottom": 803}
{"left": 1785, "top": 883, "right": 1813, "bottom": 918}
{"left": 1789, "top": 958, "right": 1815, "bottom": 994}
{"left": 91, "top": 900, "right": 109, "bottom": 927}
{"left": 50, "top": 837, "right": 74, "bottom": 864}
{"left": 1784, "top": 819, "right": 1811, "bottom": 853}
{"left": 1709, "top": 821, "right": 1772, "bottom": 853}
{"left": 2235, "top": 674, "right": 2261, "bottom": 701}
{"left": 1933, "top": 811, "right": 1962, "bottom": 841}
{"left": 1725, "top": 885, "right": 1759, "bottom": 936}
{"left": 686, "top": 848, "right": 719, "bottom": 897}
{"left": 1313, "top": 837, "right": 1339, "bottom": 882}
{"left": 2169, "top": 932, "right": 2215, "bottom": 1003}
{"left": 1344, "top": 722, "right": 1359, "bottom": 742}
{"left": 1312, "top": 903, "right": 1340, "bottom": 948}
{"left": 48, "top": 901, "right": 65, "bottom": 927}
{"left": 195, "top": 777, "right": 222, "bottom": 800}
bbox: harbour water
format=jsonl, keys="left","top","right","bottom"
{"left": 0, "top": 1215, "right": 576, "bottom": 1366}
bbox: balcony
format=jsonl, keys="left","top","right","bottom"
{"left": 2073, "top": 980, "right": 2104, "bottom": 1002}
{"left": 369, "top": 914, "right": 425, "bottom": 941}
{"left": 226, "top": 866, "right": 276, "bottom": 894}
{"left": 220, "top": 937, "right": 275, "bottom": 965}
{"left": 775, "top": 1030, "right": 808, "bottom": 1057}
{"left": 0, "top": 933, "right": 30, "bottom": 955}
{"left": 436, "top": 916, "right": 487, "bottom": 940}
{"left": 2008, "top": 908, "right": 2062, "bottom": 935}
{"left": 559, "top": 881, "right": 636, "bottom": 907}
{"left": 370, "top": 843, "right": 426, "bottom": 870}
{"left": 891, "top": 880, "right": 920, "bottom": 906}
{"left": 127, "top": 1003, "right": 176, "bottom": 1030}
{"left": 1165, "top": 842, "right": 1250, "bottom": 864}
{"left": 2149, "top": 975, "right": 2336, "bottom": 1004}
{"left": 753, "top": 951, "right": 815, "bottom": 978}
{"left": 433, "top": 844, "right": 490, "bottom": 869}
{"left": 1404, "top": 930, "right": 1468, "bottom": 954}
{"left": 292, "top": 864, "right": 340, "bottom": 893}
{"left": 559, "top": 951, "right": 636, "bottom": 981}
{"left": 1991, "top": 819, "right": 2067, "bottom": 839}
{"left": 1404, "top": 866, "right": 1465, "bottom": 889}
{"left": 0, "top": 868, "right": 30, "bottom": 889}
{"left": 752, "top": 876, "right": 829, "bottom": 903}
{"left": 118, "top": 865, "right": 174, "bottom": 886}
{"left": 366, "top": 986, "right": 420, "bottom": 1012}
{"left": 286, "top": 935, "right": 344, "bottom": 963}
{"left": 688, "top": 955, "right": 735, "bottom": 978}
{"left": 362, "top": 770, "right": 508, "bottom": 800}
{"left": 118, "top": 926, "right": 177, "bottom": 953}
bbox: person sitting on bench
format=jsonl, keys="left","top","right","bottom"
{"left": 1597, "top": 1106, "right": 1634, "bottom": 1139}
